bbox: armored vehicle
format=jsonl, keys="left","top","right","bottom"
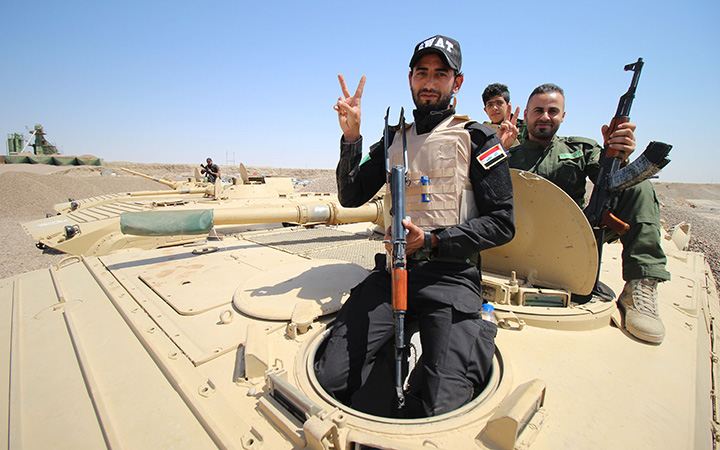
{"left": 21, "top": 166, "right": 335, "bottom": 257}
{"left": 1, "top": 170, "right": 717, "bottom": 449}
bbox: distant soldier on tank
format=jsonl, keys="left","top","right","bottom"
{"left": 200, "top": 158, "right": 221, "bottom": 183}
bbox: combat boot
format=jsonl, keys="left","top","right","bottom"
{"left": 617, "top": 278, "right": 665, "bottom": 344}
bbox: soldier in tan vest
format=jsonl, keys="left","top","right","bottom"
{"left": 316, "top": 35, "right": 515, "bottom": 417}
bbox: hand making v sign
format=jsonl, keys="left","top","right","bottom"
{"left": 334, "top": 74, "right": 366, "bottom": 143}
{"left": 497, "top": 104, "right": 520, "bottom": 150}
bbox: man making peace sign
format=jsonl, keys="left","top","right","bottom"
{"left": 316, "top": 35, "right": 515, "bottom": 417}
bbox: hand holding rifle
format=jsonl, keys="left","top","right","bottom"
{"left": 600, "top": 121, "right": 637, "bottom": 163}
{"left": 384, "top": 219, "right": 428, "bottom": 255}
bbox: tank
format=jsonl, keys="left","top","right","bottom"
{"left": 1, "top": 169, "right": 717, "bottom": 449}
{"left": 21, "top": 166, "right": 336, "bottom": 256}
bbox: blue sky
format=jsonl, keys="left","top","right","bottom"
{"left": 2, "top": 0, "right": 718, "bottom": 183}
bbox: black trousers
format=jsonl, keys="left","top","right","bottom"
{"left": 315, "top": 257, "right": 497, "bottom": 417}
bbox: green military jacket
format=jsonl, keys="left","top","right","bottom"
{"left": 508, "top": 135, "right": 601, "bottom": 208}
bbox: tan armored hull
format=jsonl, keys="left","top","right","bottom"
{"left": 2, "top": 170, "right": 717, "bottom": 449}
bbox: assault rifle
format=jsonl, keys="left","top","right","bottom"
{"left": 584, "top": 58, "right": 672, "bottom": 289}
{"left": 200, "top": 163, "right": 219, "bottom": 181}
{"left": 384, "top": 107, "right": 409, "bottom": 410}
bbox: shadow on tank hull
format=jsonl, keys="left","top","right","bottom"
{"left": 2, "top": 170, "right": 718, "bottom": 449}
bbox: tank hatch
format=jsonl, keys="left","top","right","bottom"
{"left": 233, "top": 259, "right": 369, "bottom": 320}
{"left": 482, "top": 170, "right": 598, "bottom": 295}
{"left": 138, "top": 251, "right": 242, "bottom": 315}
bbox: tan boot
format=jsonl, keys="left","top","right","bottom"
{"left": 617, "top": 278, "right": 665, "bottom": 344}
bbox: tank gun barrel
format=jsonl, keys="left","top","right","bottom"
{"left": 126, "top": 187, "right": 211, "bottom": 197}
{"left": 120, "top": 200, "right": 383, "bottom": 236}
{"left": 121, "top": 167, "right": 182, "bottom": 189}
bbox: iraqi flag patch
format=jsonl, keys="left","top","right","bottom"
{"left": 477, "top": 143, "right": 507, "bottom": 169}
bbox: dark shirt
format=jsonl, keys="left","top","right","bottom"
{"left": 204, "top": 163, "right": 220, "bottom": 183}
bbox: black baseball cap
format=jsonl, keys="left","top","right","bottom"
{"left": 409, "top": 35, "right": 462, "bottom": 72}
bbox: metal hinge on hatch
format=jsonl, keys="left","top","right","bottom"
{"left": 479, "top": 379, "right": 547, "bottom": 450}
{"left": 495, "top": 310, "right": 526, "bottom": 330}
{"left": 259, "top": 372, "right": 343, "bottom": 450}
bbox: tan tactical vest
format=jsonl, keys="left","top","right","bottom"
{"left": 386, "top": 115, "right": 479, "bottom": 230}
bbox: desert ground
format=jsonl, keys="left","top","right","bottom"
{"left": 1, "top": 161, "right": 719, "bottom": 289}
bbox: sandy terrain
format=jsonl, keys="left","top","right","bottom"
{"left": 1, "top": 161, "right": 718, "bottom": 288}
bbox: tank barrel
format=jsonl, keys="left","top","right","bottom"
{"left": 127, "top": 187, "right": 211, "bottom": 197}
{"left": 120, "top": 200, "right": 383, "bottom": 236}
{"left": 121, "top": 167, "right": 181, "bottom": 189}
{"left": 213, "top": 201, "right": 382, "bottom": 226}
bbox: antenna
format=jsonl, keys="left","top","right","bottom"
{"left": 226, "top": 150, "right": 236, "bottom": 167}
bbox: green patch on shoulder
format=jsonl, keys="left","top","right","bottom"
{"left": 558, "top": 149, "right": 583, "bottom": 160}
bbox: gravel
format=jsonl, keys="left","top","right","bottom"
{"left": 654, "top": 183, "right": 720, "bottom": 287}
{"left": 1, "top": 163, "right": 717, "bottom": 291}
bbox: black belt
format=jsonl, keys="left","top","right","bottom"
{"left": 407, "top": 250, "right": 479, "bottom": 267}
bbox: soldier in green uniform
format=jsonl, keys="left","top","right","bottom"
{"left": 481, "top": 83, "right": 526, "bottom": 147}
{"left": 507, "top": 83, "right": 669, "bottom": 345}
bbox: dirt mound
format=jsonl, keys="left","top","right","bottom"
{"left": 655, "top": 183, "right": 720, "bottom": 202}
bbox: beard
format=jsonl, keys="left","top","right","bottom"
{"left": 528, "top": 121, "right": 560, "bottom": 141}
{"left": 412, "top": 87, "right": 454, "bottom": 116}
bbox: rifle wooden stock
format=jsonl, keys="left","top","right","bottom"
{"left": 601, "top": 211, "right": 630, "bottom": 235}
{"left": 392, "top": 269, "right": 407, "bottom": 311}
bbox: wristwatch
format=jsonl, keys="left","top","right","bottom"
{"left": 423, "top": 231, "right": 433, "bottom": 251}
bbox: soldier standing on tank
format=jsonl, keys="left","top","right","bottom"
{"left": 201, "top": 158, "right": 220, "bottom": 183}
{"left": 504, "top": 83, "right": 669, "bottom": 344}
{"left": 315, "top": 35, "right": 515, "bottom": 417}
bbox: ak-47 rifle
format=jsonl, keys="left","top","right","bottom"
{"left": 584, "top": 58, "right": 672, "bottom": 287}
{"left": 384, "top": 107, "right": 409, "bottom": 410}
{"left": 200, "top": 163, "right": 219, "bottom": 182}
